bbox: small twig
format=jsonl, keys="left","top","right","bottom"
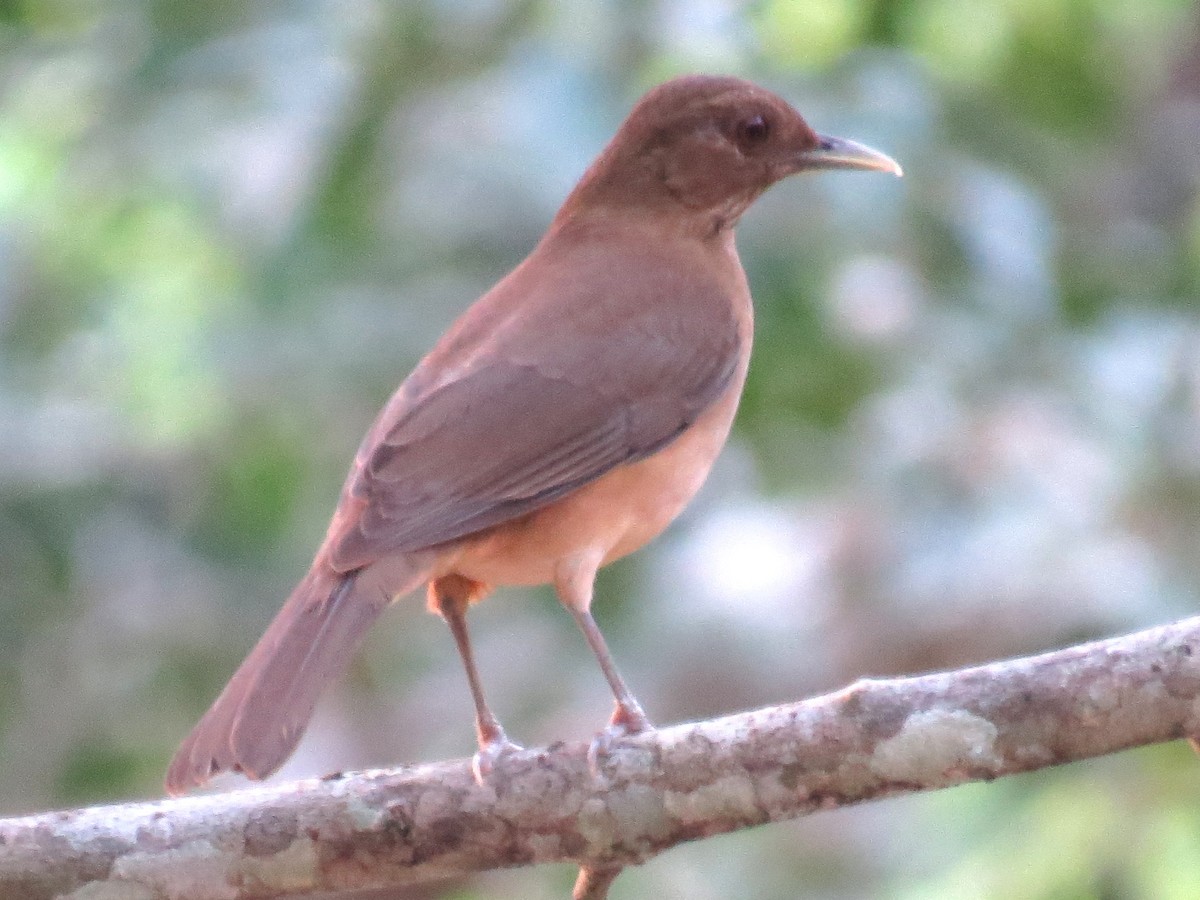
{"left": 2, "top": 615, "right": 1199, "bottom": 898}
{"left": 574, "top": 863, "right": 623, "bottom": 899}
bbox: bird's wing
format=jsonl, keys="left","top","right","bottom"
{"left": 325, "top": 246, "right": 744, "bottom": 571}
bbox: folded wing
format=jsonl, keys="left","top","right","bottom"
{"left": 327, "top": 250, "right": 743, "bottom": 571}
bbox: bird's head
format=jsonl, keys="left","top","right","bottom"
{"left": 563, "top": 75, "right": 901, "bottom": 234}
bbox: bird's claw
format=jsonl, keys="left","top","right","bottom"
{"left": 471, "top": 738, "right": 523, "bottom": 785}
{"left": 586, "top": 702, "right": 652, "bottom": 777}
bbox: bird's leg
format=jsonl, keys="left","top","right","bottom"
{"left": 429, "top": 575, "right": 520, "bottom": 783}
{"left": 569, "top": 602, "right": 651, "bottom": 733}
{"left": 555, "top": 556, "right": 652, "bottom": 738}
{"left": 556, "top": 563, "right": 638, "bottom": 900}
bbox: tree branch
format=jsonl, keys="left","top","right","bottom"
{"left": 3, "top": 616, "right": 1199, "bottom": 899}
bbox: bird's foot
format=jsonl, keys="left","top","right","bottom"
{"left": 472, "top": 737, "right": 523, "bottom": 786}
{"left": 609, "top": 698, "right": 651, "bottom": 734}
{"left": 586, "top": 700, "right": 652, "bottom": 777}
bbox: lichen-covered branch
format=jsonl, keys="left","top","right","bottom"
{"left": 3, "top": 616, "right": 1199, "bottom": 899}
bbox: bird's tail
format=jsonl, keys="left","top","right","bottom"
{"left": 165, "top": 560, "right": 424, "bottom": 795}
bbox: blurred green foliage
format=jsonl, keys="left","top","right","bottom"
{"left": 3, "top": 0, "right": 1200, "bottom": 897}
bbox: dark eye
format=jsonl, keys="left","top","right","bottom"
{"left": 736, "top": 114, "right": 770, "bottom": 147}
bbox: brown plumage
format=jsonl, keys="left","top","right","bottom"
{"left": 165, "top": 74, "right": 900, "bottom": 795}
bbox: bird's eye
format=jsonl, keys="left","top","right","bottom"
{"left": 736, "top": 114, "right": 770, "bottom": 147}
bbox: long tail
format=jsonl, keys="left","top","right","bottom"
{"left": 166, "top": 561, "right": 421, "bottom": 795}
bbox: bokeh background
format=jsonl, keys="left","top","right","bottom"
{"left": 4, "top": 0, "right": 1200, "bottom": 897}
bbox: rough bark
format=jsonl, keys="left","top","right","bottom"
{"left": 3, "top": 615, "right": 1199, "bottom": 900}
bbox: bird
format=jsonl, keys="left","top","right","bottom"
{"left": 165, "top": 73, "right": 901, "bottom": 795}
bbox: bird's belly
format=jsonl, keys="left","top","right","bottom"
{"left": 444, "top": 375, "right": 745, "bottom": 588}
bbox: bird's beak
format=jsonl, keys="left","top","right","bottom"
{"left": 795, "top": 134, "right": 903, "bottom": 177}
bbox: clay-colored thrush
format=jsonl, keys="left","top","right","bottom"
{"left": 166, "top": 74, "right": 900, "bottom": 794}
